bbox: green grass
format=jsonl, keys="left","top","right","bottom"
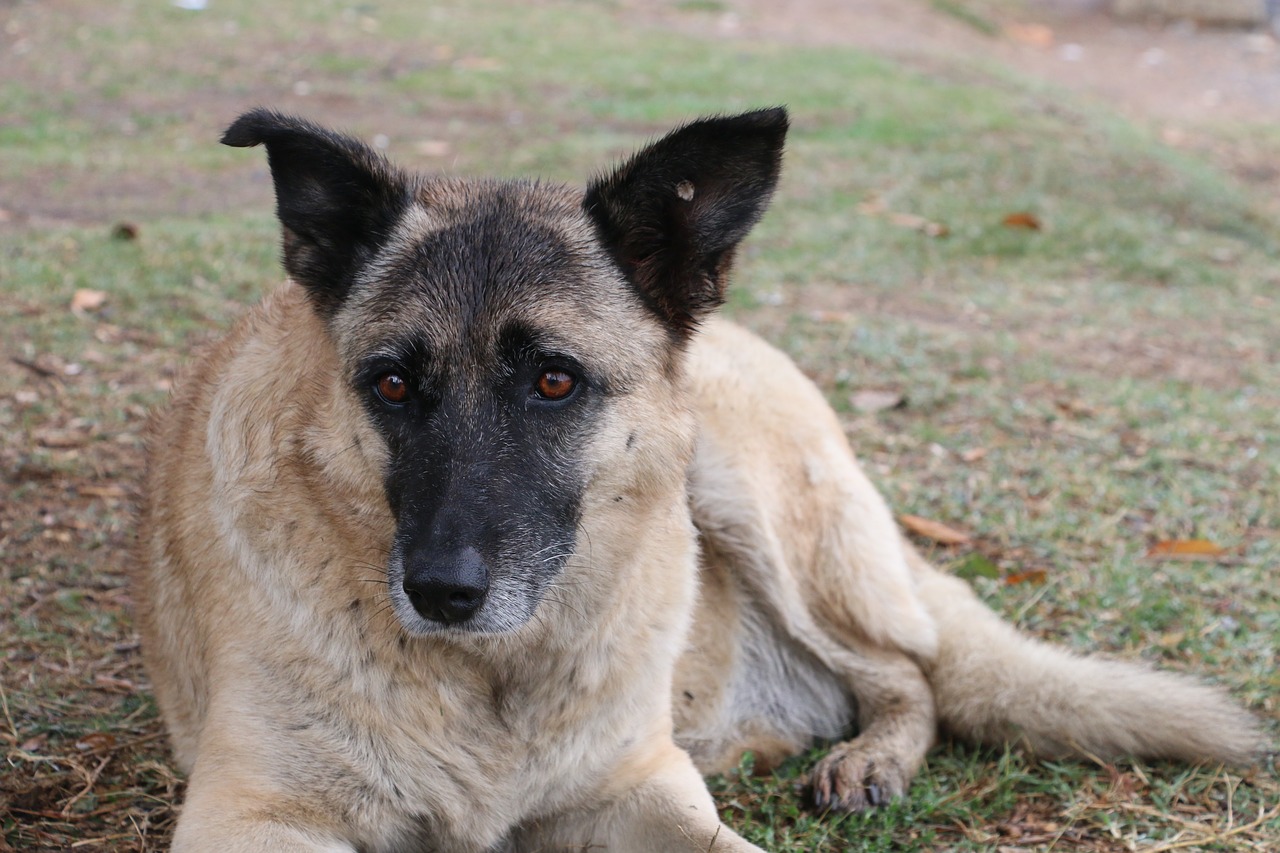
{"left": 2, "top": 0, "right": 1277, "bottom": 850}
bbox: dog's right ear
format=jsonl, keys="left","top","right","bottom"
{"left": 222, "top": 109, "right": 410, "bottom": 316}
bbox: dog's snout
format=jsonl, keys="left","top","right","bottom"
{"left": 402, "top": 546, "right": 490, "bottom": 624}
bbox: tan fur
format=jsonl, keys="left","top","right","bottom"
{"left": 140, "top": 279, "right": 767, "bottom": 852}
{"left": 140, "top": 290, "right": 1263, "bottom": 850}
{"left": 675, "top": 318, "right": 1264, "bottom": 809}
{"left": 139, "top": 136, "right": 1264, "bottom": 850}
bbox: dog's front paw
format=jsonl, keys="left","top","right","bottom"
{"left": 808, "top": 740, "right": 911, "bottom": 812}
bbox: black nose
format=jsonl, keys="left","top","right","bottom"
{"left": 402, "top": 546, "right": 490, "bottom": 624}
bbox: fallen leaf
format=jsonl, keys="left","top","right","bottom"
{"left": 954, "top": 553, "right": 1000, "bottom": 580}
{"left": 75, "top": 732, "right": 117, "bottom": 752}
{"left": 1004, "top": 568, "right": 1048, "bottom": 585}
{"left": 1002, "top": 212, "right": 1042, "bottom": 230}
{"left": 1005, "top": 22, "right": 1054, "bottom": 48}
{"left": 1055, "top": 398, "right": 1096, "bottom": 418}
{"left": 857, "top": 198, "right": 948, "bottom": 236}
{"left": 960, "top": 447, "right": 988, "bottom": 463}
{"left": 35, "top": 429, "right": 89, "bottom": 449}
{"left": 110, "top": 221, "right": 139, "bottom": 241}
{"left": 808, "top": 309, "right": 856, "bottom": 324}
{"left": 850, "top": 390, "right": 905, "bottom": 413}
{"left": 887, "top": 211, "right": 949, "bottom": 238}
{"left": 415, "top": 139, "right": 452, "bottom": 157}
{"left": 92, "top": 675, "right": 136, "bottom": 693}
{"left": 20, "top": 732, "right": 48, "bottom": 753}
{"left": 1146, "top": 539, "right": 1227, "bottom": 560}
{"left": 900, "top": 514, "right": 971, "bottom": 546}
{"left": 70, "top": 288, "right": 108, "bottom": 313}
{"left": 79, "top": 484, "right": 128, "bottom": 499}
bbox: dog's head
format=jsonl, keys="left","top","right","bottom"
{"left": 223, "top": 108, "right": 787, "bottom": 636}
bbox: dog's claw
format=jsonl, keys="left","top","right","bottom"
{"left": 809, "top": 741, "right": 909, "bottom": 813}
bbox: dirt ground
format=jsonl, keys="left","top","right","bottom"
{"left": 641, "top": 0, "right": 1280, "bottom": 123}
{"left": 635, "top": 0, "right": 1280, "bottom": 193}
{"left": 1, "top": 1, "right": 1277, "bottom": 228}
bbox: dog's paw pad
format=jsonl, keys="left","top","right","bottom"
{"left": 808, "top": 741, "right": 909, "bottom": 813}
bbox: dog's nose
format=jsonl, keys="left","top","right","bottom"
{"left": 402, "top": 546, "right": 489, "bottom": 624}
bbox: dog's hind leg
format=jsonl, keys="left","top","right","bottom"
{"left": 688, "top": 431, "right": 937, "bottom": 812}
{"left": 684, "top": 318, "right": 940, "bottom": 810}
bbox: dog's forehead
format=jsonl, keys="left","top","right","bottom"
{"left": 335, "top": 178, "right": 666, "bottom": 377}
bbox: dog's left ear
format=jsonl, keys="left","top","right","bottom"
{"left": 222, "top": 109, "right": 410, "bottom": 317}
{"left": 584, "top": 107, "right": 788, "bottom": 335}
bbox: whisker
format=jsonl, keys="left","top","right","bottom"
{"left": 529, "top": 541, "right": 576, "bottom": 559}
{"left": 539, "top": 591, "right": 587, "bottom": 621}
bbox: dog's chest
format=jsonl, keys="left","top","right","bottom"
{"left": 298, "top": 638, "right": 657, "bottom": 851}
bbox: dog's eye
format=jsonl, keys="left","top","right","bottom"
{"left": 533, "top": 369, "right": 576, "bottom": 402}
{"left": 375, "top": 373, "right": 410, "bottom": 405}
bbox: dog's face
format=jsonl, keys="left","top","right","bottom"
{"left": 223, "top": 109, "right": 787, "bottom": 636}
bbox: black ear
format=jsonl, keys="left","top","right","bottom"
{"left": 583, "top": 107, "right": 788, "bottom": 334}
{"left": 222, "top": 109, "right": 410, "bottom": 315}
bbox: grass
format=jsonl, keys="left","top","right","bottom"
{"left": 2, "top": 0, "right": 1277, "bottom": 850}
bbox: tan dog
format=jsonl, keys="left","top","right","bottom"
{"left": 137, "top": 108, "right": 1262, "bottom": 852}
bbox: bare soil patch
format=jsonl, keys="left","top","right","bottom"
{"left": 635, "top": 0, "right": 1280, "bottom": 125}
{"left": 630, "top": 0, "right": 1280, "bottom": 211}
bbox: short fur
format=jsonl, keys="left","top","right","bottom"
{"left": 137, "top": 109, "right": 1264, "bottom": 852}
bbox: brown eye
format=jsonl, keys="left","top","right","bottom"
{"left": 534, "top": 369, "right": 576, "bottom": 401}
{"left": 375, "top": 373, "right": 409, "bottom": 404}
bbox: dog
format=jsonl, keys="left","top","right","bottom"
{"left": 136, "top": 107, "right": 1264, "bottom": 852}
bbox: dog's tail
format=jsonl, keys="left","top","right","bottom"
{"left": 907, "top": 546, "right": 1266, "bottom": 765}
